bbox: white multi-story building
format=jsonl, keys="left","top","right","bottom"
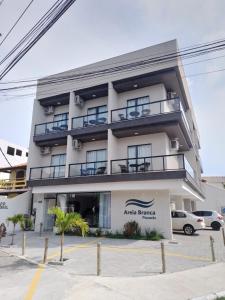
{"left": 27, "top": 40, "right": 204, "bottom": 239}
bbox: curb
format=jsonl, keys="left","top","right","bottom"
{"left": 0, "top": 247, "right": 39, "bottom": 266}
{"left": 191, "top": 290, "right": 225, "bottom": 300}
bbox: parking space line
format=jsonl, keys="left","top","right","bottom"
{"left": 24, "top": 238, "right": 103, "bottom": 300}
{"left": 102, "top": 246, "right": 210, "bottom": 262}
{"left": 24, "top": 264, "right": 45, "bottom": 300}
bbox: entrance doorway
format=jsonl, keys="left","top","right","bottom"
{"left": 62, "top": 192, "right": 111, "bottom": 229}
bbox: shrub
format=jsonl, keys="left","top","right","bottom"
{"left": 123, "top": 221, "right": 141, "bottom": 238}
{"left": 145, "top": 229, "right": 164, "bottom": 241}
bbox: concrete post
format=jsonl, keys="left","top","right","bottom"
{"left": 43, "top": 237, "right": 49, "bottom": 264}
{"left": 161, "top": 242, "right": 166, "bottom": 273}
{"left": 22, "top": 232, "right": 26, "bottom": 256}
{"left": 210, "top": 236, "right": 216, "bottom": 262}
{"left": 97, "top": 242, "right": 101, "bottom": 276}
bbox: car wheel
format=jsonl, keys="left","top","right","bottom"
{"left": 211, "top": 222, "right": 221, "bottom": 231}
{"left": 183, "top": 224, "right": 195, "bottom": 235}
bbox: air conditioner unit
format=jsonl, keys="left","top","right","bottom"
{"left": 167, "top": 91, "right": 177, "bottom": 99}
{"left": 72, "top": 139, "right": 83, "bottom": 150}
{"left": 74, "top": 95, "right": 84, "bottom": 107}
{"left": 44, "top": 106, "right": 55, "bottom": 115}
{"left": 40, "top": 146, "right": 52, "bottom": 155}
{"left": 170, "top": 139, "right": 180, "bottom": 151}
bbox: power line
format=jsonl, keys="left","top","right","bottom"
{"left": 0, "top": 0, "right": 77, "bottom": 80}
{"left": 0, "top": 0, "right": 35, "bottom": 48}
{"left": 0, "top": 146, "right": 12, "bottom": 167}
{"left": 1, "top": 40, "right": 225, "bottom": 93}
{"left": 1, "top": 36, "right": 225, "bottom": 86}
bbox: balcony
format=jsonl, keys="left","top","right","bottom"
{"left": 69, "top": 161, "right": 107, "bottom": 177}
{"left": 110, "top": 98, "right": 192, "bottom": 151}
{"left": 29, "top": 165, "right": 66, "bottom": 180}
{"left": 34, "top": 120, "right": 69, "bottom": 146}
{"left": 111, "top": 154, "right": 185, "bottom": 174}
{"left": 71, "top": 112, "right": 108, "bottom": 142}
{"left": 0, "top": 178, "right": 27, "bottom": 195}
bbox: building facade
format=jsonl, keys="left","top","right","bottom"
{"left": 27, "top": 40, "right": 204, "bottom": 239}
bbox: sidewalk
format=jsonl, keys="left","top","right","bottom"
{"left": 65, "top": 263, "right": 225, "bottom": 300}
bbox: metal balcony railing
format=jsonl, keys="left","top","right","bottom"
{"left": 111, "top": 154, "right": 186, "bottom": 174}
{"left": 69, "top": 161, "right": 107, "bottom": 177}
{"left": 72, "top": 112, "right": 108, "bottom": 129}
{"left": 29, "top": 165, "right": 66, "bottom": 180}
{"left": 111, "top": 98, "right": 189, "bottom": 126}
{"left": 34, "top": 119, "right": 68, "bottom": 136}
{"left": 0, "top": 178, "right": 27, "bottom": 190}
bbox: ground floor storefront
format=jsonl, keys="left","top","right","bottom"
{"left": 31, "top": 179, "right": 203, "bottom": 240}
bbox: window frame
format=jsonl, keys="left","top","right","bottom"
{"left": 86, "top": 148, "right": 107, "bottom": 163}
{"left": 16, "top": 149, "right": 22, "bottom": 156}
{"left": 7, "top": 146, "right": 15, "bottom": 156}
{"left": 87, "top": 105, "right": 107, "bottom": 116}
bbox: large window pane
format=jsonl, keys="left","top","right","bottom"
{"left": 99, "top": 192, "right": 111, "bottom": 228}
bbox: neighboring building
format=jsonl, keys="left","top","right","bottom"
{"left": 0, "top": 139, "right": 28, "bottom": 172}
{"left": 0, "top": 141, "right": 31, "bottom": 231}
{"left": 27, "top": 40, "right": 204, "bottom": 239}
{"left": 202, "top": 176, "right": 225, "bottom": 189}
{"left": 196, "top": 177, "right": 225, "bottom": 216}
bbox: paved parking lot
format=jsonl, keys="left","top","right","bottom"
{"left": 1, "top": 228, "right": 224, "bottom": 276}
{"left": 0, "top": 229, "right": 225, "bottom": 300}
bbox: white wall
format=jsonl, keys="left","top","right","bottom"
{"left": 0, "top": 191, "right": 31, "bottom": 233}
{"left": 196, "top": 183, "right": 225, "bottom": 215}
{"left": 111, "top": 190, "right": 172, "bottom": 239}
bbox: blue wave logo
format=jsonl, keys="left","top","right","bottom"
{"left": 125, "top": 199, "right": 154, "bottom": 208}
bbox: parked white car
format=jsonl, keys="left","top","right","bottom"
{"left": 171, "top": 210, "right": 205, "bottom": 235}
{"left": 192, "top": 210, "right": 224, "bottom": 230}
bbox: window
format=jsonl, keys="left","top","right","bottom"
{"left": 128, "top": 144, "right": 151, "bottom": 159}
{"left": 16, "top": 149, "right": 22, "bottom": 156}
{"left": 192, "top": 211, "right": 202, "bottom": 217}
{"left": 53, "top": 113, "right": 69, "bottom": 121}
{"left": 51, "top": 154, "right": 66, "bottom": 166}
{"left": 127, "top": 96, "right": 150, "bottom": 107}
{"left": 203, "top": 211, "right": 212, "bottom": 217}
{"left": 171, "top": 211, "right": 186, "bottom": 218}
{"left": 26, "top": 152, "right": 28, "bottom": 157}
{"left": 127, "top": 96, "right": 150, "bottom": 119}
{"left": 86, "top": 149, "right": 107, "bottom": 162}
{"left": 7, "top": 146, "right": 15, "bottom": 156}
{"left": 128, "top": 144, "right": 151, "bottom": 172}
{"left": 87, "top": 105, "right": 107, "bottom": 115}
{"left": 51, "top": 154, "right": 66, "bottom": 178}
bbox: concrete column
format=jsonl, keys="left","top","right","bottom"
{"left": 108, "top": 82, "right": 119, "bottom": 123}
{"left": 57, "top": 194, "right": 67, "bottom": 212}
{"left": 107, "top": 129, "right": 118, "bottom": 175}
{"left": 65, "top": 91, "right": 77, "bottom": 177}
{"left": 184, "top": 199, "right": 192, "bottom": 212}
{"left": 34, "top": 194, "right": 45, "bottom": 232}
{"left": 173, "top": 196, "right": 184, "bottom": 210}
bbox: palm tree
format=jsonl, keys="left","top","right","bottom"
{"left": 7, "top": 214, "right": 25, "bottom": 245}
{"left": 48, "top": 207, "right": 89, "bottom": 261}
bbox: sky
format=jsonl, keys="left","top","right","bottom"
{"left": 0, "top": 0, "right": 225, "bottom": 175}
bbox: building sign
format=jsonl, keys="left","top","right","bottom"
{"left": 0, "top": 202, "right": 8, "bottom": 209}
{"left": 124, "top": 199, "right": 156, "bottom": 220}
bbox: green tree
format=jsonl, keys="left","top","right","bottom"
{"left": 7, "top": 214, "right": 25, "bottom": 245}
{"left": 48, "top": 207, "right": 89, "bottom": 261}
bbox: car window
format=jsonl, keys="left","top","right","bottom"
{"left": 193, "top": 211, "right": 201, "bottom": 216}
{"left": 171, "top": 211, "right": 186, "bottom": 218}
{"left": 203, "top": 211, "right": 212, "bottom": 217}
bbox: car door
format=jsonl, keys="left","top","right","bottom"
{"left": 171, "top": 211, "right": 187, "bottom": 230}
{"left": 203, "top": 211, "right": 213, "bottom": 227}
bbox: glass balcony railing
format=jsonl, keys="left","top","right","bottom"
{"left": 72, "top": 112, "right": 108, "bottom": 129}
{"left": 111, "top": 98, "right": 183, "bottom": 123}
{"left": 34, "top": 120, "right": 68, "bottom": 136}
{"left": 111, "top": 154, "right": 185, "bottom": 174}
{"left": 29, "top": 165, "right": 65, "bottom": 180}
{"left": 69, "top": 161, "right": 107, "bottom": 177}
